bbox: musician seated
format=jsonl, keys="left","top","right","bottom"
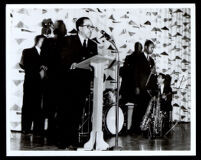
{"left": 157, "top": 73, "right": 173, "bottom": 136}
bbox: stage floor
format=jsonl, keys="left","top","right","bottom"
{"left": 10, "top": 123, "right": 190, "bottom": 151}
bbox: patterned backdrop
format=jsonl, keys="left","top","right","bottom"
{"left": 7, "top": 6, "right": 192, "bottom": 131}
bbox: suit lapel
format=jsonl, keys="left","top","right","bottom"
{"left": 32, "top": 47, "right": 40, "bottom": 57}
{"left": 163, "top": 85, "right": 169, "bottom": 94}
{"left": 142, "top": 53, "right": 151, "bottom": 70}
{"left": 75, "top": 35, "right": 83, "bottom": 48}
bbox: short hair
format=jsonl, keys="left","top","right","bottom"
{"left": 134, "top": 42, "right": 143, "bottom": 52}
{"left": 165, "top": 74, "right": 172, "bottom": 86}
{"left": 144, "top": 40, "right": 154, "bottom": 48}
{"left": 76, "top": 17, "right": 90, "bottom": 31}
{"left": 158, "top": 73, "right": 166, "bottom": 79}
{"left": 34, "top": 35, "right": 46, "bottom": 46}
{"left": 53, "top": 20, "right": 67, "bottom": 36}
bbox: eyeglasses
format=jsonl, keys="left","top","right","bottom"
{"left": 81, "top": 25, "right": 95, "bottom": 30}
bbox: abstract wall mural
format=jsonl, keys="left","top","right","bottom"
{"left": 7, "top": 7, "right": 192, "bottom": 131}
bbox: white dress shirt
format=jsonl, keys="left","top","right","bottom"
{"left": 144, "top": 52, "right": 149, "bottom": 61}
{"left": 78, "top": 34, "right": 88, "bottom": 47}
{"left": 160, "top": 83, "right": 164, "bottom": 94}
{"left": 35, "top": 46, "right": 41, "bottom": 55}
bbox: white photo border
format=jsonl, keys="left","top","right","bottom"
{"left": 6, "top": 3, "right": 196, "bottom": 156}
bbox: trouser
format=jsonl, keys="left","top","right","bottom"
{"left": 130, "top": 92, "right": 151, "bottom": 133}
{"left": 22, "top": 82, "right": 44, "bottom": 134}
{"left": 162, "top": 111, "right": 171, "bottom": 135}
{"left": 56, "top": 71, "right": 91, "bottom": 146}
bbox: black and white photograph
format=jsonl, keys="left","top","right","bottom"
{"left": 5, "top": 3, "right": 196, "bottom": 156}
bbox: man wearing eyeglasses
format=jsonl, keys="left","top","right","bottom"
{"left": 57, "top": 17, "right": 97, "bottom": 150}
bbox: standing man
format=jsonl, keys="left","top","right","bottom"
{"left": 57, "top": 17, "right": 97, "bottom": 149}
{"left": 19, "top": 35, "right": 47, "bottom": 135}
{"left": 44, "top": 20, "right": 67, "bottom": 144}
{"left": 129, "top": 40, "right": 157, "bottom": 134}
{"left": 119, "top": 42, "right": 143, "bottom": 104}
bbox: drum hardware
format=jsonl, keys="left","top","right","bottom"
{"left": 102, "top": 37, "right": 122, "bottom": 150}
{"left": 78, "top": 88, "right": 126, "bottom": 143}
{"left": 164, "top": 121, "right": 178, "bottom": 137}
{"left": 103, "top": 89, "right": 125, "bottom": 136}
{"left": 78, "top": 95, "right": 92, "bottom": 143}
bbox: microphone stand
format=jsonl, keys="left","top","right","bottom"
{"left": 108, "top": 39, "right": 122, "bottom": 151}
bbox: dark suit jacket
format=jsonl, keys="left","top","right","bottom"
{"left": 58, "top": 34, "right": 98, "bottom": 98}
{"left": 20, "top": 47, "right": 47, "bottom": 111}
{"left": 160, "top": 85, "right": 173, "bottom": 112}
{"left": 120, "top": 52, "right": 157, "bottom": 103}
{"left": 119, "top": 52, "right": 139, "bottom": 102}
{"left": 59, "top": 35, "right": 97, "bottom": 71}
{"left": 134, "top": 53, "right": 155, "bottom": 91}
{"left": 20, "top": 47, "right": 44, "bottom": 84}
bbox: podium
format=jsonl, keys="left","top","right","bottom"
{"left": 76, "top": 55, "right": 114, "bottom": 150}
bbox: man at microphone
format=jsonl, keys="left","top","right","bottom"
{"left": 57, "top": 17, "right": 97, "bottom": 149}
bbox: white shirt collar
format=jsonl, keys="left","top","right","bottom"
{"left": 144, "top": 51, "right": 149, "bottom": 60}
{"left": 35, "top": 46, "right": 41, "bottom": 55}
{"left": 78, "top": 33, "right": 88, "bottom": 46}
{"left": 161, "top": 83, "right": 164, "bottom": 93}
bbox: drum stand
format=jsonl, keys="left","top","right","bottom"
{"left": 108, "top": 39, "right": 122, "bottom": 151}
{"left": 78, "top": 89, "right": 93, "bottom": 144}
{"left": 164, "top": 120, "right": 178, "bottom": 137}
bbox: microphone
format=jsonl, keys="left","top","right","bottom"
{"left": 100, "top": 30, "right": 114, "bottom": 43}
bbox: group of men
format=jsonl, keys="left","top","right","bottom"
{"left": 19, "top": 16, "right": 173, "bottom": 150}
{"left": 120, "top": 40, "right": 173, "bottom": 136}
{"left": 20, "top": 17, "right": 97, "bottom": 149}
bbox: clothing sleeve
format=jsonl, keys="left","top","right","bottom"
{"left": 40, "top": 38, "right": 50, "bottom": 67}
{"left": 134, "top": 58, "right": 141, "bottom": 89}
{"left": 19, "top": 50, "right": 25, "bottom": 70}
{"left": 93, "top": 42, "right": 98, "bottom": 55}
{"left": 166, "top": 87, "right": 173, "bottom": 102}
{"left": 119, "top": 56, "right": 130, "bottom": 77}
{"left": 21, "top": 49, "right": 41, "bottom": 73}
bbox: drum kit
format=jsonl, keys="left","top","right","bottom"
{"left": 79, "top": 88, "right": 126, "bottom": 141}
{"left": 103, "top": 89, "right": 125, "bottom": 136}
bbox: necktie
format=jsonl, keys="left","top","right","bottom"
{"left": 147, "top": 55, "right": 149, "bottom": 61}
{"left": 83, "top": 39, "right": 87, "bottom": 48}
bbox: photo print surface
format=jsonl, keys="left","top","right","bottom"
{"left": 6, "top": 4, "right": 195, "bottom": 156}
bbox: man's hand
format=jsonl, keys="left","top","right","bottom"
{"left": 40, "top": 65, "right": 48, "bottom": 79}
{"left": 151, "top": 65, "right": 157, "bottom": 75}
{"left": 70, "top": 63, "right": 77, "bottom": 70}
{"left": 40, "top": 65, "right": 48, "bottom": 71}
{"left": 40, "top": 69, "right": 45, "bottom": 79}
{"left": 161, "top": 94, "right": 167, "bottom": 100}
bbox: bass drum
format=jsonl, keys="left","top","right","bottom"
{"left": 103, "top": 105, "right": 125, "bottom": 136}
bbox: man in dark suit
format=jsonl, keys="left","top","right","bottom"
{"left": 56, "top": 17, "right": 97, "bottom": 149}
{"left": 120, "top": 40, "right": 157, "bottom": 134}
{"left": 120, "top": 42, "right": 143, "bottom": 104}
{"left": 19, "top": 35, "right": 47, "bottom": 135}
{"left": 43, "top": 20, "right": 67, "bottom": 144}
